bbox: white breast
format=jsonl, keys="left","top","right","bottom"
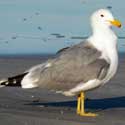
{"left": 102, "top": 46, "right": 118, "bottom": 84}
{"left": 88, "top": 28, "right": 118, "bottom": 84}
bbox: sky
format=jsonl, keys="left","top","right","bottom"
{"left": 0, "top": 0, "right": 124, "bottom": 54}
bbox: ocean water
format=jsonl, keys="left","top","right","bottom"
{"left": 0, "top": 0, "right": 124, "bottom": 54}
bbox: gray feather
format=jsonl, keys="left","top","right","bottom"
{"left": 26, "top": 41, "right": 109, "bottom": 91}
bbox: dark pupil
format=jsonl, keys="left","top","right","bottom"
{"left": 101, "top": 14, "right": 104, "bottom": 17}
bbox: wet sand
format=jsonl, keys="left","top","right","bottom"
{"left": 0, "top": 54, "right": 125, "bottom": 125}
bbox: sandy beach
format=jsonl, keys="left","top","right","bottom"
{"left": 0, "top": 54, "right": 125, "bottom": 125}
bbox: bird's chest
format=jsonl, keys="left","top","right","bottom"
{"left": 102, "top": 48, "right": 118, "bottom": 83}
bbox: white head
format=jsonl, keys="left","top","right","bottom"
{"left": 91, "top": 9, "right": 121, "bottom": 31}
{"left": 88, "top": 9, "right": 121, "bottom": 62}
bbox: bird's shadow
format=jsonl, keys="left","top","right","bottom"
{"left": 26, "top": 96, "right": 125, "bottom": 110}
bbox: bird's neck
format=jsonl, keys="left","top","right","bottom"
{"left": 88, "top": 27, "right": 118, "bottom": 61}
{"left": 88, "top": 27, "right": 118, "bottom": 83}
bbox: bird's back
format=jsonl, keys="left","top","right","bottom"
{"left": 22, "top": 41, "right": 109, "bottom": 92}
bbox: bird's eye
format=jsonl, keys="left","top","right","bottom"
{"left": 100, "top": 14, "right": 104, "bottom": 17}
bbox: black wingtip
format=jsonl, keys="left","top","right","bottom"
{"left": 0, "top": 72, "right": 28, "bottom": 87}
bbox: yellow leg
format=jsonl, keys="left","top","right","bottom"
{"left": 76, "top": 92, "right": 97, "bottom": 117}
{"left": 77, "top": 94, "right": 81, "bottom": 115}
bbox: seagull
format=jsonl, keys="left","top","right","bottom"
{"left": 0, "top": 9, "right": 121, "bottom": 117}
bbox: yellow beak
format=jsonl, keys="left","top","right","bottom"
{"left": 109, "top": 19, "right": 121, "bottom": 28}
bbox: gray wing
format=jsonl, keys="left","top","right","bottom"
{"left": 27, "top": 41, "right": 109, "bottom": 91}
{"left": 56, "top": 47, "right": 70, "bottom": 54}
